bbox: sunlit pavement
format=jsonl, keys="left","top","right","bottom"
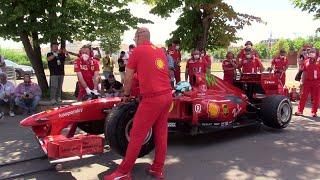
{"left": 0, "top": 102, "right": 320, "bottom": 180}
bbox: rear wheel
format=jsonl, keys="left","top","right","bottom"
{"left": 260, "top": 95, "right": 292, "bottom": 129}
{"left": 105, "top": 100, "right": 154, "bottom": 157}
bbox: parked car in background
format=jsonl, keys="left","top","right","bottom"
{"left": 4, "top": 59, "right": 34, "bottom": 79}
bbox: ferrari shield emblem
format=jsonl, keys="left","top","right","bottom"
{"left": 222, "top": 104, "right": 229, "bottom": 116}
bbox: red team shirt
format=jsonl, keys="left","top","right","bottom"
{"left": 222, "top": 59, "right": 236, "bottom": 82}
{"left": 186, "top": 59, "right": 207, "bottom": 85}
{"left": 272, "top": 57, "right": 288, "bottom": 72}
{"left": 168, "top": 45, "right": 181, "bottom": 64}
{"left": 303, "top": 58, "right": 320, "bottom": 81}
{"left": 127, "top": 41, "right": 171, "bottom": 96}
{"left": 239, "top": 57, "right": 263, "bottom": 73}
{"left": 74, "top": 57, "right": 100, "bottom": 89}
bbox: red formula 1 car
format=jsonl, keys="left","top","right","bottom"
{"left": 20, "top": 72, "right": 292, "bottom": 160}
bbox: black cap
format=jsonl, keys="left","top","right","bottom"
{"left": 245, "top": 41, "right": 253, "bottom": 46}
{"left": 280, "top": 49, "right": 286, "bottom": 54}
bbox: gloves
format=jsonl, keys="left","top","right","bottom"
{"left": 85, "top": 87, "right": 93, "bottom": 95}
{"left": 53, "top": 52, "right": 59, "bottom": 57}
{"left": 92, "top": 89, "right": 100, "bottom": 96}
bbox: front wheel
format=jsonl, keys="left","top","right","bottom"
{"left": 260, "top": 95, "right": 292, "bottom": 129}
{"left": 105, "top": 100, "right": 154, "bottom": 157}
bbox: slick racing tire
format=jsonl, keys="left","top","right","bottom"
{"left": 105, "top": 100, "right": 154, "bottom": 157}
{"left": 78, "top": 120, "right": 105, "bottom": 135}
{"left": 260, "top": 95, "right": 292, "bottom": 129}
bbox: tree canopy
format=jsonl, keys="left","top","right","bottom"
{"left": 0, "top": 0, "right": 150, "bottom": 92}
{"left": 144, "top": 0, "right": 262, "bottom": 51}
{"left": 292, "top": 0, "right": 320, "bottom": 32}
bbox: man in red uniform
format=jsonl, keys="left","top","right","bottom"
{"left": 200, "top": 49, "right": 212, "bottom": 73}
{"left": 104, "top": 27, "right": 173, "bottom": 180}
{"left": 222, "top": 52, "right": 237, "bottom": 84}
{"left": 168, "top": 39, "right": 182, "bottom": 83}
{"left": 185, "top": 50, "right": 207, "bottom": 86}
{"left": 74, "top": 45, "right": 100, "bottom": 101}
{"left": 238, "top": 48, "right": 264, "bottom": 73}
{"left": 237, "top": 41, "right": 259, "bottom": 62}
{"left": 295, "top": 48, "right": 320, "bottom": 117}
{"left": 271, "top": 49, "right": 289, "bottom": 86}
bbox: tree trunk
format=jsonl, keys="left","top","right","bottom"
{"left": 19, "top": 31, "right": 49, "bottom": 93}
{"left": 196, "top": 13, "right": 211, "bottom": 50}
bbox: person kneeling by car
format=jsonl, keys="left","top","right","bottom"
{"left": 74, "top": 45, "right": 100, "bottom": 101}
{"left": 102, "top": 74, "right": 123, "bottom": 97}
{"left": 14, "top": 74, "right": 41, "bottom": 114}
{"left": 295, "top": 48, "right": 320, "bottom": 117}
{"left": 0, "top": 73, "right": 16, "bottom": 117}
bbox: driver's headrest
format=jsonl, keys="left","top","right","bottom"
{"left": 175, "top": 81, "right": 192, "bottom": 92}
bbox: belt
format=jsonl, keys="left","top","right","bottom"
{"left": 141, "top": 89, "right": 172, "bottom": 98}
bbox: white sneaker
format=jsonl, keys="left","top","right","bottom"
{"left": 0, "top": 112, "right": 4, "bottom": 119}
{"left": 9, "top": 111, "right": 15, "bottom": 117}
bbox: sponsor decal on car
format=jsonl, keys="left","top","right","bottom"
{"left": 222, "top": 104, "right": 229, "bottom": 116}
{"left": 168, "top": 122, "right": 176, "bottom": 128}
{"left": 207, "top": 101, "right": 220, "bottom": 118}
{"left": 194, "top": 104, "right": 202, "bottom": 113}
{"left": 232, "top": 104, "right": 242, "bottom": 118}
{"left": 58, "top": 108, "right": 83, "bottom": 118}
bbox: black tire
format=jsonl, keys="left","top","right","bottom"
{"left": 105, "top": 100, "right": 154, "bottom": 157}
{"left": 78, "top": 120, "right": 105, "bottom": 134}
{"left": 260, "top": 95, "right": 292, "bottom": 129}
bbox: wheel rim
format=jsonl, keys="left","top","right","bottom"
{"left": 277, "top": 101, "right": 291, "bottom": 123}
{"left": 125, "top": 118, "right": 153, "bottom": 145}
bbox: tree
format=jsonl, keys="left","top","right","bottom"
{"left": 99, "top": 31, "right": 122, "bottom": 54}
{"left": 144, "top": 0, "right": 262, "bottom": 51}
{"left": 292, "top": 0, "right": 320, "bottom": 32}
{"left": 270, "top": 39, "right": 290, "bottom": 57}
{"left": 0, "top": 0, "right": 149, "bottom": 93}
{"left": 254, "top": 43, "right": 268, "bottom": 59}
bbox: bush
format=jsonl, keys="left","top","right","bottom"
{"left": 0, "top": 48, "right": 48, "bottom": 69}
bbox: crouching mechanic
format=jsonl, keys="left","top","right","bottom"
{"left": 270, "top": 49, "right": 288, "bottom": 86}
{"left": 74, "top": 45, "right": 100, "bottom": 101}
{"left": 295, "top": 48, "right": 320, "bottom": 117}
{"left": 185, "top": 50, "right": 207, "bottom": 86}
{"left": 104, "top": 27, "right": 173, "bottom": 180}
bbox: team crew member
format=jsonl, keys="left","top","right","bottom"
{"left": 295, "top": 48, "right": 320, "bottom": 117}
{"left": 104, "top": 27, "right": 173, "bottom": 180}
{"left": 200, "top": 49, "right": 212, "bottom": 73}
{"left": 168, "top": 40, "right": 182, "bottom": 83}
{"left": 237, "top": 41, "right": 259, "bottom": 62}
{"left": 271, "top": 49, "right": 289, "bottom": 85}
{"left": 222, "top": 52, "right": 237, "bottom": 84}
{"left": 74, "top": 45, "right": 100, "bottom": 101}
{"left": 185, "top": 50, "right": 207, "bottom": 86}
{"left": 238, "top": 48, "right": 264, "bottom": 73}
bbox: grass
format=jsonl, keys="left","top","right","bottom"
{"left": 0, "top": 48, "right": 48, "bottom": 68}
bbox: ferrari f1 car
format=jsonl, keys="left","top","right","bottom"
{"left": 20, "top": 72, "right": 292, "bottom": 160}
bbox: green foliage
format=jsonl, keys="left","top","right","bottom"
{"left": 292, "top": 0, "right": 320, "bottom": 32}
{"left": 254, "top": 43, "right": 268, "bottom": 59}
{"left": 0, "top": 48, "right": 48, "bottom": 68}
{"left": 100, "top": 31, "right": 122, "bottom": 54}
{"left": 145, "top": 0, "right": 262, "bottom": 51}
{"left": 270, "top": 39, "right": 290, "bottom": 57}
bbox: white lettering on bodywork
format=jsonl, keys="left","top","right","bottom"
{"left": 232, "top": 104, "right": 242, "bottom": 118}
{"left": 58, "top": 108, "right": 83, "bottom": 118}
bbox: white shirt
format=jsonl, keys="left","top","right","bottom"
{"left": 0, "top": 81, "right": 15, "bottom": 101}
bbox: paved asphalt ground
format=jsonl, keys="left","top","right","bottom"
{"left": 1, "top": 69, "right": 320, "bottom": 180}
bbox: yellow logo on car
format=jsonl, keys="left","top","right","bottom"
{"left": 207, "top": 102, "right": 220, "bottom": 118}
{"left": 155, "top": 58, "right": 165, "bottom": 70}
{"left": 168, "top": 102, "right": 174, "bottom": 112}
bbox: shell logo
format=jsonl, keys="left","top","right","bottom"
{"left": 155, "top": 58, "right": 165, "bottom": 70}
{"left": 168, "top": 102, "right": 174, "bottom": 112}
{"left": 207, "top": 102, "right": 220, "bottom": 118}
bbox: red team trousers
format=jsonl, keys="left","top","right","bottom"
{"left": 118, "top": 92, "right": 173, "bottom": 173}
{"left": 298, "top": 80, "right": 320, "bottom": 114}
{"left": 174, "top": 66, "right": 181, "bottom": 83}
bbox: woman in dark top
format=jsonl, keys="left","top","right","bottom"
{"left": 118, "top": 51, "right": 126, "bottom": 84}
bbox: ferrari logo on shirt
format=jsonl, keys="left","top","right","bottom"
{"left": 155, "top": 58, "right": 165, "bottom": 70}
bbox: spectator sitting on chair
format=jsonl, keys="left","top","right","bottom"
{"left": 103, "top": 74, "right": 123, "bottom": 97}
{"left": 15, "top": 74, "right": 42, "bottom": 114}
{"left": 0, "top": 73, "right": 16, "bottom": 117}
